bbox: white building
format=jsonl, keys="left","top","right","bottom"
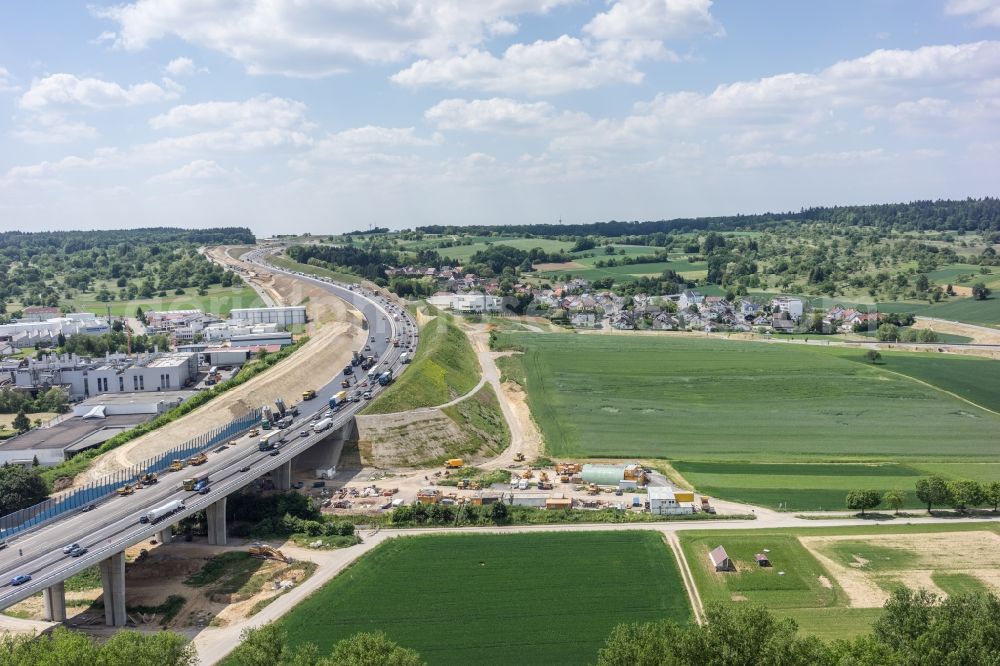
{"left": 678, "top": 291, "right": 705, "bottom": 312}
{"left": 88, "top": 352, "right": 198, "bottom": 395}
{"left": 427, "top": 292, "right": 502, "bottom": 314}
{"left": 202, "top": 321, "right": 280, "bottom": 342}
{"left": 648, "top": 487, "right": 696, "bottom": 515}
{"left": 230, "top": 306, "right": 306, "bottom": 326}
{"left": 771, "top": 297, "right": 804, "bottom": 321}
{"left": 0, "top": 313, "right": 110, "bottom": 349}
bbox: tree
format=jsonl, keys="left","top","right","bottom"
{"left": 864, "top": 349, "right": 881, "bottom": 364}
{"left": 846, "top": 489, "right": 882, "bottom": 516}
{"left": 12, "top": 409, "right": 30, "bottom": 433}
{"left": 985, "top": 481, "right": 1000, "bottom": 512}
{"left": 228, "top": 624, "right": 291, "bottom": 666}
{"left": 329, "top": 631, "right": 424, "bottom": 666}
{"left": 972, "top": 282, "right": 992, "bottom": 300}
{"left": 948, "top": 480, "right": 984, "bottom": 513}
{"left": 0, "top": 464, "right": 49, "bottom": 514}
{"left": 490, "top": 500, "right": 510, "bottom": 525}
{"left": 884, "top": 488, "right": 905, "bottom": 514}
{"left": 915, "top": 475, "right": 952, "bottom": 513}
{"left": 875, "top": 323, "right": 900, "bottom": 341}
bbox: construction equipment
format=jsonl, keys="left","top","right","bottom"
{"left": 455, "top": 479, "right": 470, "bottom": 489}
{"left": 341, "top": 378, "right": 350, "bottom": 389}
{"left": 138, "top": 472, "right": 158, "bottom": 485}
{"left": 586, "top": 483, "right": 600, "bottom": 496}
{"left": 302, "top": 389, "right": 317, "bottom": 400}
{"left": 249, "top": 428, "right": 260, "bottom": 437}
{"left": 417, "top": 489, "right": 442, "bottom": 504}
{"left": 187, "top": 452, "right": 208, "bottom": 466}
{"left": 169, "top": 459, "right": 185, "bottom": 472}
{"left": 445, "top": 459, "right": 464, "bottom": 469}
{"left": 513, "top": 452, "right": 525, "bottom": 462}
{"left": 522, "top": 467, "right": 534, "bottom": 479}
{"left": 117, "top": 484, "right": 134, "bottom": 496}
{"left": 249, "top": 543, "right": 292, "bottom": 563}
{"left": 274, "top": 398, "right": 287, "bottom": 417}
{"left": 555, "top": 462, "right": 581, "bottom": 475}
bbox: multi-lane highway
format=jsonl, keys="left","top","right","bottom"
{"left": 0, "top": 256, "right": 416, "bottom": 613}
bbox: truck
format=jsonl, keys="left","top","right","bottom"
{"left": 329, "top": 391, "right": 348, "bottom": 409}
{"left": 187, "top": 452, "right": 208, "bottom": 466}
{"left": 378, "top": 370, "right": 393, "bottom": 386}
{"left": 313, "top": 418, "right": 333, "bottom": 432}
{"left": 445, "top": 458, "right": 464, "bottom": 469}
{"left": 183, "top": 474, "right": 210, "bottom": 492}
{"left": 258, "top": 430, "right": 282, "bottom": 451}
{"left": 351, "top": 350, "right": 363, "bottom": 366}
{"left": 302, "top": 389, "right": 317, "bottom": 400}
{"left": 138, "top": 472, "right": 158, "bottom": 486}
{"left": 140, "top": 499, "right": 185, "bottom": 524}
{"left": 343, "top": 364, "right": 353, "bottom": 375}
{"left": 169, "top": 459, "right": 185, "bottom": 472}
{"left": 399, "top": 352, "right": 410, "bottom": 365}
{"left": 261, "top": 405, "right": 273, "bottom": 430}
{"left": 274, "top": 398, "right": 287, "bottom": 417}
{"left": 277, "top": 415, "right": 293, "bottom": 429}
{"left": 367, "top": 368, "right": 378, "bottom": 381}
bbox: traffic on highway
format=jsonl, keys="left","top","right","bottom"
{"left": 0, "top": 254, "right": 416, "bottom": 610}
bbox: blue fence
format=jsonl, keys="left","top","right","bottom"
{"left": 0, "top": 408, "right": 262, "bottom": 539}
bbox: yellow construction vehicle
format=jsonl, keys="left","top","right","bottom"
{"left": 455, "top": 479, "right": 470, "bottom": 489}
{"left": 116, "top": 484, "right": 134, "bottom": 496}
{"left": 522, "top": 466, "right": 534, "bottom": 479}
{"left": 139, "top": 472, "right": 158, "bottom": 485}
{"left": 445, "top": 458, "right": 464, "bottom": 469}
{"left": 302, "top": 389, "right": 317, "bottom": 400}
{"left": 249, "top": 543, "right": 292, "bottom": 563}
{"left": 187, "top": 452, "right": 208, "bottom": 466}
{"left": 249, "top": 428, "right": 260, "bottom": 437}
{"left": 513, "top": 452, "right": 525, "bottom": 462}
{"left": 169, "top": 459, "right": 185, "bottom": 472}
{"left": 555, "top": 462, "right": 581, "bottom": 475}
{"left": 586, "top": 483, "right": 600, "bottom": 496}
{"left": 470, "top": 480, "right": 481, "bottom": 490}
{"left": 559, "top": 474, "right": 570, "bottom": 484}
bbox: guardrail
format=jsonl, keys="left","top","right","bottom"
{"left": 0, "top": 409, "right": 262, "bottom": 540}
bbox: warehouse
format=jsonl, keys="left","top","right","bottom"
{"left": 229, "top": 332, "right": 293, "bottom": 348}
{"left": 0, "top": 412, "right": 153, "bottom": 466}
{"left": 202, "top": 347, "right": 252, "bottom": 366}
{"left": 581, "top": 462, "right": 646, "bottom": 488}
{"left": 230, "top": 306, "right": 306, "bottom": 326}
{"left": 72, "top": 391, "right": 191, "bottom": 416}
{"left": 88, "top": 352, "right": 198, "bottom": 395}
{"left": 647, "top": 487, "right": 696, "bottom": 515}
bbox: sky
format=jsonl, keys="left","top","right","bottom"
{"left": 0, "top": 0, "right": 998, "bottom": 235}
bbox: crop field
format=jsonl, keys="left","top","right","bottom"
{"left": 61, "top": 284, "right": 264, "bottom": 317}
{"left": 497, "top": 333, "right": 1000, "bottom": 460}
{"left": 681, "top": 525, "right": 1000, "bottom": 640}
{"left": 404, "top": 237, "right": 576, "bottom": 263}
{"left": 364, "top": 311, "right": 479, "bottom": 414}
{"left": 530, "top": 258, "right": 707, "bottom": 282}
{"left": 278, "top": 532, "right": 692, "bottom": 665}
{"left": 672, "top": 462, "right": 929, "bottom": 511}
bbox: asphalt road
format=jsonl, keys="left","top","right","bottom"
{"left": 0, "top": 257, "right": 416, "bottom": 610}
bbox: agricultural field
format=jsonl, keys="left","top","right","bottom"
{"left": 277, "top": 532, "right": 691, "bottom": 665}
{"left": 672, "top": 462, "right": 929, "bottom": 512}
{"left": 363, "top": 310, "right": 479, "bottom": 414}
{"left": 681, "top": 524, "right": 1000, "bottom": 640}
{"left": 399, "top": 236, "right": 576, "bottom": 263}
{"left": 57, "top": 284, "right": 264, "bottom": 318}
{"left": 497, "top": 333, "right": 1000, "bottom": 461}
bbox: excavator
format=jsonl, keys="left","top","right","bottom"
{"left": 249, "top": 543, "right": 292, "bottom": 563}
{"left": 513, "top": 452, "right": 525, "bottom": 462}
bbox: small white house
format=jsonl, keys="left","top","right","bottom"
{"left": 647, "top": 487, "right": 695, "bottom": 515}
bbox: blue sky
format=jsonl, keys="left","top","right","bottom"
{"left": 1, "top": 0, "right": 998, "bottom": 234}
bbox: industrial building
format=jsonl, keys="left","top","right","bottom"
{"left": 202, "top": 347, "right": 252, "bottom": 366}
{"left": 201, "top": 321, "right": 281, "bottom": 342}
{"left": 0, "top": 313, "right": 110, "bottom": 349}
{"left": 0, "top": 413, "right": 153, "bottom": 467}
{"left": 581, "top": 462, "right": 645, "bottom": 489}
{"left": 229, "top": 332, "right": 293, "bottom": 348}
{"left": 72, "top": 391, "right": 191, "bottom": 417}
{"left": 426, "top": 292, "right": 503, "bottom": 314}
{"left": 230, "top": 306, "right": 306, "bottom": 326}
{"left": 144, "top": 310, "right": 210, "bottom": 334}
{"left": 647, "top": 487, "right": 696, "bottom": 515}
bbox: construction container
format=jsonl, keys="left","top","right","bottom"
{"left": 674, "top": 491, "right": 695, "bottom": 503}
{"left": 545, "top": 497, "right": 573, "bottom": 511}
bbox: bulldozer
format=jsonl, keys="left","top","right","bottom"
{"left": 513, "top": 452, "right": 525, "bottom": 462}
{"left": 522, "top": 466, "right": 534, "bottom": 479}
{"left": 187, "top": 452, "right": 208, "bottom": 466}
{"left": 169, "top": 459, "right": 185, "bottom": 472}
{"left": 586, "top": 483, "right": 600, "bottom": 496}
{"left": 116, "top": 484, "right": 135, "bottom": 496}
{"left": 455, "top": 479, "right": 470, "bottom": 490}
{"left": 249, "top": 543, "right": 292, "bottom": 563}
{"left": 139, "top": 472, "right": 158, "bottom": 485}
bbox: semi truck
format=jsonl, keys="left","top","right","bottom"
{"left": 182, "top": 474, "right": 210, "bottom": 492}
{"left": 329, "top": 391, "right": 348, "bottom": 409}
{"left": 313, "top": 417, "right": 333, "bottom": 432}
{"left": 140, "top": 499, "right": 185, "bottom": 524}
{"left": 259, "top": 430, "right": 283, "bottom": 451}
{"left": 400, "top": 352, "right": 410, "bottom": 364}
{"left": 367, "top": 367, "right": 378, "bottom": 381}
{"left": 378, "top": 370, "right": 394, "bottom": 386}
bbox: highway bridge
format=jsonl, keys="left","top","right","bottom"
{"left": 0, "top": 257, "right": 416, "bottom": 626}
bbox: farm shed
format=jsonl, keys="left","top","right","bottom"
{"left": 755, "top": 553, "right": 770, "bottom": 567}
{"left": 510, "top": 493, "right": 549, "bottom": 508}
{"left": 545, "top": 496, "right": 573, "bottom": 510}
{"left": 582, "top": 463, "right": 633, "bottom": 486}
{"left": 648, "top": 487, "right": 696, "bottom": 515}
{"left": 709, "top": 546, "right": 733, "bottom": 572}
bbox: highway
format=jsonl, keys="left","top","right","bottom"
{"left": 0, "top": 255, "right": 417, "bottom": 611}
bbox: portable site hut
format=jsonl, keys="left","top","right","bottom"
{"left": 755, "top": 553, "right": 771, "bottom": 567}
{"left": 709, "top": 546, "right": 733, "bottom": 572}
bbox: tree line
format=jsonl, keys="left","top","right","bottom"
{"left": 845, "top": 475, "right": 1000, "bottom": 515}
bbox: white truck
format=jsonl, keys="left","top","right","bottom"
{"left": 140, "top": 499, "right": 185, "bottom": 524}
{"left": 399, "top": 352, "right": 410, "bottom": 365}
{"left": 313, "top": 417, "right": 333, "bottom": 432}
{"left": 258, "top": 430, "right": 283, "bottom": 451}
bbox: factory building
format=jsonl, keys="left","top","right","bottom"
{"left": 230, "top": 306, "right": 306, "bottom": 326}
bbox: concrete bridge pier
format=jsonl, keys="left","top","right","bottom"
{"left": 41, "top": 581, "right": 66, "bottom": 622}
{"left": 99, "top": 551, "right": 126, "bottom": 626}
{"left": 274, "top": 461, "right": 292, "bottom": 491}
{"left": 206, "top": 497, "right": 228, "bottom": 546}
{"left": 158, "top": 526, "right": 172, "bottom": 545}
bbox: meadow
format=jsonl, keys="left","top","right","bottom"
{"left": 497, "top": 333, "right": 1000, "bottom": 460}
{"left": 268, "top": 255, "right": 361, "bottom": 284}
{"left": 276, "top": 532, "right": 692, "bottom": 665}
{"left": 398, "top": 236, "right": 576, "bottom": 263}
{"left": 58, "top": 284, "right": 264, "bottom": 317}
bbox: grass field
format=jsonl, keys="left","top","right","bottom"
{"left": 858, "top": 327, "right": 973, "bottom": 344}
{"left": 497, "top": 333, "right": 1000, "bottom": 460}
{"left": 673, "top": 462, "right": 929, "bottom": 511}
{"left": 363, "top": 311, "right": 479, "bottom": 414}
{"left": 530, "top": 258, "right": 707, "bottom": 282}
{"left": 276, "top": 532, "right": 692, "bottom": 665}
{"left": 57, "top": 284, "right": 264, "bottom": 317}
{"left": 399, "top": 236, "right": 575, "bottom": 263}
{"left": 269, "top": 255, "right": 361, "bottom": 284}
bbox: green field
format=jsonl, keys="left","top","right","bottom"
{"left": 853, "top": 351, "right": 1000, "bottom": 413}
{"left": 531, "top": 258, "right": 707, "bottom": 282}
{"left": 400, "top": 236, "right": 575, "bottom": 263}
{"left": 57, "top": 284, "right": 264, "bottom": 317}
{"left": 673, "top": 462, "right": 929, "bottom": 511}
{"left": 498, "top": 333, "right": 1000, "bottom": 460}
{"left": 276, "top": 532, "right": 692, "bottom": 665}
{"left": 857, "top": 327, "right": 973, "bottom": 344}
{"left": 269, "top": 255, "right": 361, "bottom": 284}
{"left": 363, "top": 311, "right": 479, "bottom": 414}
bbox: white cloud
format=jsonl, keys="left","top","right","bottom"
{"left": 393, "top": 35, "right": 669, "bottom": 95}
{"left": 147, "top": 159, "right": 238, "bottom": 184}
{"left": 946, "top": 0, "right": 1000, "bottom": 27}
{"left": 19, "top": 73, "right": 182, "bottom": 110}
{"left": 94, "top": 0, "right": 574, "bottom": 77}
{"left": 425, "top": 97, "right": 591, "bottom": 133}
{"left": 12, "top": 114, "right": 98, "bottom": 144}
{"left": 149, "top": 95, "right": 313, "bottom": 132}
{"left": 0, "top": 66, "right": 18, "bottom": 93}
{"left": 164, "top": 57, "right": 207, "bottom": 77}
{"left": 292, "top": 126, "right": 442, "bottom": 170}
{"left": 584, "top": 0, "right": 724, "bottom": 41}
{"left": 725, "top": 149, "right": 886, "bottom": 170}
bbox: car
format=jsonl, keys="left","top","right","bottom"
{"left": 300, "top": 430, "right": 309, "bottom": 437}
{"left": 70, "top": 546, "right": 88, "bottom": 557}
{"left": 385, "top": 337, "right": 390, "bottom": 342}
{"left": 324, "top": 410, "right": 333, "bottom": 418}
{"left": 352, "top": 394, "right": 361, "bottom": 403}
{"left": 364, "top": 345, "right": 371, "bottom": 351}
{"left": 310, "top": 413, "right": 320, "bottom": 422}
{"left": 9, "top": 574, "right": 31, "bottom": 586}
{"left": 62, "top": 543, "right": 80, "bottom": 554}
{"left": 363, "top": 391, "right": 373, "bottom": 400}
{"left": 270, "top": 449, "right": 281, "bottom": 457}
{"left": 239, "top": 465, "right": 251, "bottom": 473}
{"left": 80, "top": 504, "right": 96, "bottom": 513}
{"left": 198, "top": 486, "right": 211, "bottom": 495}
{"left": 370, "top": 336, "right": 375, "bottom": 342}
{"left": 214, "top": 446, "right": 228, "bottom": 453}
